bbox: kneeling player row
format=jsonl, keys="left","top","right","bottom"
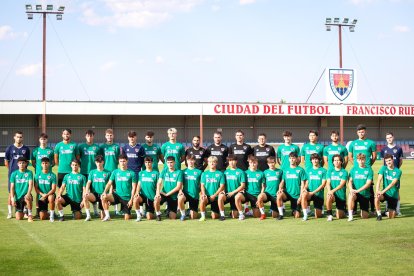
{"left": 9, "top": 150, "right": 400, "bottom": 222}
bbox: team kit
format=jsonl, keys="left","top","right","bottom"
{"left": 5, "top": 125, "right": 403, "bottom": 223}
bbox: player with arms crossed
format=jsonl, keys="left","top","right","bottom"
{"left": 257, "top": 156, "right": 283, "bottom": 220}
{"left": 178, "top": 155, "right": 202, "bottom": 220}
{"left": 276, "top": 152, "right": 307, "bottom": 220}
{"left": 154, "top": 156, "right": 183, "bottom": 221}
{"left": 10, "top": 157, "right": 33, "bottom": 222}
{"left": 34, "top": 157, "right": 57, "bottom": 222}
{"left": 83, "top": 155, "right": 111, "bottom": 221}
{"left": 205, "top": 131, "right": 229, "bottom": 172}
{"left": 347, "top": 153, "right": 374, "bottom": 221}
{"left": 133, "top": 156, "right": 159, "bottom": 221}
{"left": 300, "top": 154, "right": 327, "bottom": 221}
{"left": 199, "top": 156, "right": 225, "bottom": 221}
{"left": 56, "top": 159, "right": 87, "bottom": 221}
{"left": 374, "top": 154, "right": 402, "bottom": 220}
{"left": 218, "top": 155, "right": 246, "bottom": 220}
{"left": 101, "top": 154, "right": 137, "bottom": 221}
{"left": 325, "top": 154, "right": 348, "bottom": 221}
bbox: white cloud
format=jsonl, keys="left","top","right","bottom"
{"left": 0, "top": 25, "right": 21, "bottom": 40}
{"left": 192, "top": 57, "right": 214, "bottom": 63}
{"left": 239, "top": 0, "right": 256, "bottom": 5}
{"left": 394, "top": 25, "right": 410, "bottom": 33}
{"left": 81, "top": 0, "right": 203, "bottom": 29}
{"left": 155, "top": 56, "right": 165, "bottom": 64}
{"left": 100, "top": 61, "right": 117, "bottom": 72}
{"left": 16, "top": 63, "right": 42, "bottom": 76}
{"left": 349, "top": 0, "right": 376, "bottom": 5}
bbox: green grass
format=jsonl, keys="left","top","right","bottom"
{"left": 1, "top": 161, "right": 414, "bottom": 275}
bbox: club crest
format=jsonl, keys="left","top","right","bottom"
{"left": 329, "top": 69, "right": 354, "bottom": 101}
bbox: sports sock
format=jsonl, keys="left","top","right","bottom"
{"left": 27, "top": 209, "right": 32, "bottom": 216}
{"left": 114, "top": 204, "right": 119, "bottom": 212}
{"left": 156, "top": 211, "right": 162, "bottom": 216}
{"left": 49, "top": 210, "right": 54, "bottom": 219}
{"left": 220, "top": 211, "right": 225, "bottom": 216}
{"left": 180, "top": 209, "right": 185, "bottom": 216}
{"left": 259, "top": 207, "right": 265, "bottom": 215}
{"left": 278, "top": 207, "right": 284, "bottom": 216}
{"left": 201, "top": 212, "right": 206, "bottom": 218}
{"left": 302, "top": 209, "right": 308, "bottom": 218}
{"left": 376, "top": 210, "right": 381, "bottom": 216}
{"left": 93, "top": 203, "right": 98, "bottom": 213}
{"left": 8, "top": 205, "right": 12, "bottom": 214}
{"left": 307, "top": 206, "right": 311, "bottom": 213}
{"left": 348, "top": 210, "right": 353, "bottom": 219}
{"left": 104, "top": 210, "right": 110, "bottom": 217}
{"left": 58, "top": 210, "right": 64, "bottom": 217}
{"left": 135, "top": 210, "right": 141, "bottom": 218}
{"left": 396, "top": 201, "right": 401, "bottom": 213}
{"left": 86, "top": 209, "right": 91, "bottom": 217}
{"left": 140, "top": 206, "right": 144, "bottom": 213}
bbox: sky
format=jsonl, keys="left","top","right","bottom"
{"left": 0, "top": 0, "right": 413, "bottom": 104}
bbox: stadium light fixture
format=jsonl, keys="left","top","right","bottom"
{"left": 326, "top": 25, "right": 331, "bottom": 31}
{"left": 352, "top": 19, "right": 357, "bottom": 24}
{"left": 56, "top": 14, "right": 62, "bottom": 20}
{"left": 334, "top": 17, "right": 339, "bottom": 24}
{"left": 26, "top": 5, "right": 32, "bottom": 11}
{"left": 58, "top": 6, "right": 65, "bottom": 12}
{"left": 27, "top": 13, "right": 33, "bottom": 19}
{"left": 36, "top": 4, "right": 42, "bottom": 11}
{"left": 343, "top": 18, "right": 349, "bottom": 24}
{"left": 47, "top": 5, "right": 53, "bottom": 11}
{"left": 326, "top": 18, "right": 331, "bottom": 24}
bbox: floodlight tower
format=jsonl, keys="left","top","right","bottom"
{"left": 25, "top": 4, "right": 65, "bottom": 133}
{"left": 325, "top": 17, "right": 357, "bottom": 144}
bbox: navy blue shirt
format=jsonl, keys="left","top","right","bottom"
{"left": 5, "top": 144, "right": 31, "bottom": 177}
{"left": 121, "top": 144, "right": 145, "bottom": 173}
{"left": 380, "top": 145, "right": 403, "bottom": 168}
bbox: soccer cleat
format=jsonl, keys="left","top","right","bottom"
{"left": 302, "top": 216, "right": 308, "bottom": 221}
{"left": 49, "top": 217, "right": 54, "bottom": 223}
{"left": 276, "top": 215, "right": 284, "bottom": 220}
{"left": 260, "top": 214, "right": 266, "bottom": 220}
{"left": 245, "top": 210, "right": 253, "bottom": 217}
{"left": 85, "top": 216, "right": 91, "bottom": 222}
{"left": 219, "top": 216, "right": 225, "bottom": 221}
{"left": 27, "top": 215, "right": 33, "bottom": 222}
{"left": 58, "top": 216, "right": 65, "bottom": 222}
{"left": 180, "top": 215, "right": 185, "bottom": 221}
{"left": 136, "top": 216, "right": 142, "bottom": 222}
{"left": 199, "top": 217, "right": 206, "bottom": 222}
{"left": 102, "top": 216, "right": 110, "bottom": 222}
{"left": 327, "top": 215, "right": 333, "bottom": 222}
{"left": 156, "top": 215, "right": 162, "bottom": 221}
{"left": 376, "top": 215, "right": 382, "bottom": 221}
{"left": 7, "top": 213, "right": 12, "bottom": 219}
{"left": 115, "top": 211, "right": 121, "bottom": 216}
{"left": 238, "top": 214, "right": 245, "bottom": 221}
{"left": 347, "top": 217, "right": 353, "bottom": 222}
{"left": 397, "top": 212, "right": 402, "bottom": 217}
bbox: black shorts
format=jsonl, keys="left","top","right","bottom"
{"left": 140, "top": 195, "right": 155, "bottom": 214}
{"left": 283, "top": 192, "right": 300, "bottom": 212}
{"left": 15, "top": 196, "right": 29, "bottom": 212}
{"left": 160, "top": 195, "right": 178, "bottom": 214}
{"left": 355, "top": 193, "right": 369, "bottom": 212}
{"left": 334, "top": 195, "right": 346, "bottom": 211}
{"left": 223, "top": 194, "right": 237, "bottom": 211}
{"left": 382, "top": 194, "right": 398, "bottom": 210}
{"left": 309, "top": 194, "right": 324, "bottom": 210}
{"left": 183, "top": 192, "right": 199, "bottom": 212}
{"left": 241, "top": 192, "right": 258, "bottom": 208}
{"left": 113, "top": 193, "right": 131, "bottom": 215}
{"left": 57, "top": 173, "right": 68, "bottom": 188}
{"left": 91, "top": 192, "right": 104, "bottom": 210}
{"left": 61, "top": 194, "right": 81, "bottom": 212}
{"left": 38, "top": 195, "right": 55, "bottom": 212}
{"left": 264, "top": 192, "right": 277, "bottom": 211}
{"left": 206, "top": 196, "right": 219, "bottom": 214}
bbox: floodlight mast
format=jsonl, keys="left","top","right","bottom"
{"left": 25, "top": 5, "right": 65, "bottom": 133}
{"left": 325, "top": 17, "right": 357, "bottom": 144}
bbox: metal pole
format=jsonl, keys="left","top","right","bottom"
{"left": 42, "top": 13, "right": 47, "bottom": 134}
{"left": 200, "top": 113, "right": 203, "bottom": 147}
{"left": 338, "top": 25, "right": 344, "bottom": 144}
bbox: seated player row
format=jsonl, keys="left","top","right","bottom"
{"left": 9, "top": 150, "right": 401, "bottom": 222}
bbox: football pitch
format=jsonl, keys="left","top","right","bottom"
{"left": 1, "top": 161, "right": 413, "bottom": 275}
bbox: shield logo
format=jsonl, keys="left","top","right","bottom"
{"left": 329, "top": 69, "right": 354, "bottom": 101}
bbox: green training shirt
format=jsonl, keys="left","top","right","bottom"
{"left": 349, "top": 166, "right": 373, "bottom": 199}
{"left": 349, "top": 139, "right": 376, "bottom": 168}
{"left": 224, "top": 168, "right": 246, "bottom": 193}
{"left": 10, "top": 170, "right": 33, "bottom": 200}
{"left": 245, "top": 169, "right": 265, "bottom": 197}
{"left": 306, "top": 167, "right": 327, "bottom": 199}
{"left": 110, "top": 169, "right": 137, "bottom": 201}
{"left": 88, "top": 169, "right": 111, "bottom": 194}
{"left": 282, "top": 166, "right": 307, "bottom": 199}
{"left": 34, "top": 171, "right": 57, "bottom": 199}
{"left": 160, "top": 169, "right": 183, "bottom": 200}
{"left": 327, "top": 168, "right": 348, "bottom": 201}
{"left": 100, "top": 143, "right": 120, "bottom": 172}
{"left": 54, "top": 142, "right": 79, "bottom": 173}
{"left": 323, "top": 144, "right": 348, "bottom": 169}
{"left": 142, "top": 144, "right": 162, "bottom": 171}
{"left": 183, "top": 168, "right": 202, "bottom": 199}
{"left": 161, "top": 142, "right": 185, "bottom": 170}
{"left": 31, "top": 146, "right": 54, "bottom": 173}
{"left": 62, "top": 173, "right": 87, "bottom": 203}
{"left": 201, "top": 170, "right": 225, "bottom": 197}
{"left": 264, "top": 168, "right": 283, "bottom": 196}
{"left": 300, "top": 143, "right": 324, "bottom": 170}
{"left": 79, "top": 143, "right": 101, "bottom": 175}
{"left": 139, "top": 170, "right": 159, "bottom": 201}
{"left": 277, "top": 144, "right": 300, "bottom": 170}
{"left": 378, "top": 166, "right": 402, "bottom": 199}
